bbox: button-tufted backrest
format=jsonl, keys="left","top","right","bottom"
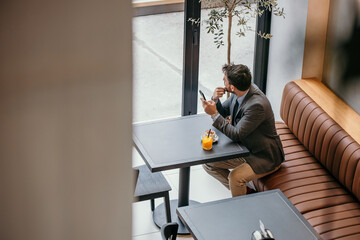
{"left": 280, "top": 81, "right": 360, "bottom": 200}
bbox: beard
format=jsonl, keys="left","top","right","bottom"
{"left": 225, "top": 87, "right": 233, "bottom": 93}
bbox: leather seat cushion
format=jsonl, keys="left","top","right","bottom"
{"left": 303, "top": 203, "right": 360, "bottom": 240}
{"left": 278, "top": 82, "right": 360, "bottom": 200}
{"left": 253, "top": 81, "right": 360, "bottom": 239}
{"left": 254, "top": 122, "right": 358, "bottom": 214}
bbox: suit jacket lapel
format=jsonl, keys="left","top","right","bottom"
{"left": 234, "top": 84, "right": 256, "bottom": 120}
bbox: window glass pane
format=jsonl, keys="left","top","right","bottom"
{"left": 133, "top": 12, "right": 184, "bottom": 122}
{"left": 133, "top": 6, "right": 256, "bottom": 120}
{"left": 198, "top": 7, "right": 256, "bottom": 113}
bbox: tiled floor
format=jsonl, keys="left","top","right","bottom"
{"left": 132, "top": 8, "right": 255, "bottom": 239}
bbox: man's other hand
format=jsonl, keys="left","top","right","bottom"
{"left": 201, "top": 98, "right": 217, "bottom": 115}
{"left": 212, "top": 87, "right": 226, "bottom": 101}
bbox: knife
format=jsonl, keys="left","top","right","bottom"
{"left": 259, "top": 220, "right": 269, "bottom": 238}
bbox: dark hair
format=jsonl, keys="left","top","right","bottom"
{"left": 222, "top": 64, "right": 252, "bottom": 91}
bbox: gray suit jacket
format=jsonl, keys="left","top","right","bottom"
{"left": 213, "top": 83, "right": 284, "bottom": 174}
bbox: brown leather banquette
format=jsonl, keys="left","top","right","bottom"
{"left": 254, "top": 81, "right": 360, "bottom": 240}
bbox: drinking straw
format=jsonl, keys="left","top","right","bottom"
{"left": 207, "top": 129, "right": 211, "bottom": 138}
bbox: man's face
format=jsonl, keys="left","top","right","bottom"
{"left": 223, "top": 75, "right": 233, "bottom": 93}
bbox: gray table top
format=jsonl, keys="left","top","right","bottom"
{"left": 133, "top": 114, "right": 249, "bottom": 172}
{"left": 177, "top": 189, "right": 321, "bottom": 240}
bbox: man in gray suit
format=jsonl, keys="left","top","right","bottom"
{"left": 201, "top": 64, "right": 284, "bottom": 197}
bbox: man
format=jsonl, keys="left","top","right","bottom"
{"left": 201, "top": 64, "right": 284, "bottom": 197}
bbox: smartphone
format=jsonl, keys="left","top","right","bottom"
{"left": 199, "top": 90, "right": 206, "bottom": 100}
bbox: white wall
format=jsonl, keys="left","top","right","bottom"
{"left": 0, "top": 1, "right": 133, "bottom": 240}
{"left": 266, "top": 0, "right": 309, "bottom": 120}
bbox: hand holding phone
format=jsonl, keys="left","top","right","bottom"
{"left": 199, "top": 90, "right": 206, "bottom": 101}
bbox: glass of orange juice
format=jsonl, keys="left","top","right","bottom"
{"left": 202, "top": 136, "right": 213, "bottom": 150}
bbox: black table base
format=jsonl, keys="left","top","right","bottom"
{"left": 153, "top": 199, "right": 199, "bottom": 235}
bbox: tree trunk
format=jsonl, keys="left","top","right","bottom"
{"left": 227, "top": 12, "right": 232, "bottom": 65}
{"left": 227, "top": 11, "right": 233, "bottom": 98}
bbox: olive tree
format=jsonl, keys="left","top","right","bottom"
{"left": 190, "top": 0, "right": 285, "bottom": 64}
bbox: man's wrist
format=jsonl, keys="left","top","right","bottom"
{"left": 211, "top": 112, "right": 219, "bottom": 119}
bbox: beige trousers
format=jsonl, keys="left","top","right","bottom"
{"left": 203, "top": 158, "right": 281, "bottom": 197}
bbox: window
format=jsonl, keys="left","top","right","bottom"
{"left": 133, "top": 12, "right": 184, "bottom": 122}
{"left": 197, "top": 7, "right": 256, "bottom": 113}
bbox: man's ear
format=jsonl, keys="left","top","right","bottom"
{"left": 230, "top": 85, "right": 235, "bottom": 92}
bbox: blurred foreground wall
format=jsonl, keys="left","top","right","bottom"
{"left": 324, "top": 0, "right": 360, "bottom": 114}
{"left": 0, "top": 1, "right": 133, "bottom": 239}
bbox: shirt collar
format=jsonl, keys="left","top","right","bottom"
{"left": 237, "top": 89, "right": 249, "bottom": 105}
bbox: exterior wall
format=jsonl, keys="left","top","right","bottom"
{"left": 265, "top": 0, "right": 309, "bottom": 120}
{"left": 0, "top": 1, "right": 132, "bottom": 240}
